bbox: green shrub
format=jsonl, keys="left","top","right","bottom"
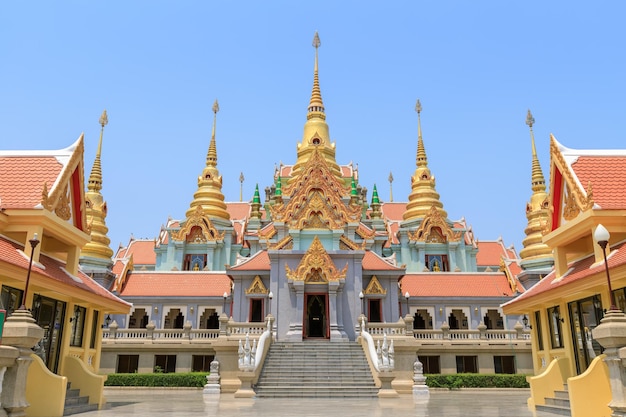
{"left": 104, "top": 372, "right": 208, "bottom": 388}
{"left": 425, "top": 374, "right": 529, "bottom": 389}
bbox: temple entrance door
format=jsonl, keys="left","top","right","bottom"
{"left": 304, "top": 294, "right": 328, "bottom": 339}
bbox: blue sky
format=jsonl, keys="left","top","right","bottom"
{"left": 1, "top": 2, "right": 625, "bottom": 253}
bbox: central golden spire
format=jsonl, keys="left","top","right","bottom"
{"left": 81, "top": 109, "right": 114, "bottom": 261}
{"left": 185, "top": 100, "right": 230, "bottom": 221}
{"left": 520, "top": 109, "right": 552, "bottom": 264}
{"left": 292, "top": 32, "right": 341, "bottom": 182}
{"left": 403, "top": 100, "right": 447, "bottom": 221}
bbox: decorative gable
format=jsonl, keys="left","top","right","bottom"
{"left": 364, "top": 275, "right": 386, "bottom": 295}
{"left": 270, "top": 149, "right": 361, "bottom": 230}
{"left": 548, "top": 135, "right": 595, "bottom": 231}
{"left": 245, "top": 275, "right": 269, "bottom": 295}
{"left": 170, "top": 205, "right": 226, "bottom": 242}
{"left": 285, "top": 235, "right": 348, "bottom": 283}
{"left": 408, "top": 205, "right": 461, "bottom": 243}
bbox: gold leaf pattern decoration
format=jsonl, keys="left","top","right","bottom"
{"left": 55, "top": 184, "right": 72, "bottom": 221}
{"left": 364, "top": 275, "right": 387, "bottom": 295}
{"left": 170, "top": 205, "right": 225, "bottom": 242}
{"left": 270, "top": 148, "right": 360, "bottom": 230}
{"left": 285, "top": 236, "right": 348, "bottom": 283}
{"left": 245, "top": 275, "right": 269, "bottom": 295}
{"left": 408, "top": 205, "right": 461, "bottom": 243}
{"left": 562, "top": 184, "right": 580, "bottom": 221}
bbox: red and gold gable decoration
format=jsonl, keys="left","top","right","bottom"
{"left": 270, "top": 149, "right": 360, "bottom": 230}
{"left": 170, "top": 205, "right": 226, "bottom": 243}
{"left": 408, "top": 205, "right": 461, "bottom": 243}
{"left": 39, "top": 135, "right": 88, "bottom": 232}
{"left": 548, "top": 135, "right": 595, "bottom": 232}
{"left": 285, "top": 236, "right": 348, "bottom": 283}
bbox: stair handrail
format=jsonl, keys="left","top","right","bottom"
{"left": 254, "top": 317, "right": 273, "bottom": 369}
{"left": 361, "top": 317, "right": 380, "bottom": 372}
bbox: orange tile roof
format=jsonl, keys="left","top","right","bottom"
{"left": 0, "top": 235, "right": 129, "bottom": 308}
{"left": 0, "top": 156, "right": 63, "bottom": 209}
{"left": 571, "top": 156, "right": 626, "bottom": 209}
{"left": 226, "top": 202, "right": 251, "bottom": 220}
{"left": 505, "top": 240, "right": 626, "bottom": 308}
{"left": 120, "top": 272, "right": 231, "bottom": 297}
{"left": 381, "top": 202, "right": 407, "bottom": 222}
{"left": 401, "top": 273, "right": 516, "bottom": 297}
{"left": 228, "top": 250, "right": 270, "bottom": 271}
{"left": 123, "top": 239, "right": 156, "bottom": 265}
{"left": 362, "top": 251, "right": 404, "bottom": 271}
{"left": 476, "top": 240, "right": 507, "bottom": 266}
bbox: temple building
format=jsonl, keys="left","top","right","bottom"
{"left": 0, "top": 132, "right": 130, "bottom": 415}
{"left": 92, "top": 33, "right": 544, "bottom": 381}
{"left": 503, "top": 135, "right": 626, "bottom": 416}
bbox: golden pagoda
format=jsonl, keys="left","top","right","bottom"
{"left": 403, "top": 100, "right": 447, "bottom": 221}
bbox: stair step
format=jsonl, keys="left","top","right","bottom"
{"left": 64, "top": 383, "right": 98, "bottom": 416}
{"left": 535, "top": 404, "right": 572, "bottom": 416}
{"left": 256, "top": 341, "right": 377, "bottom": 398}
{"left": 63, "top": 403, "right": 99, "bottom": 416}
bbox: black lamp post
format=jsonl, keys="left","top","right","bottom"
{"left": 404, "top": 291, "right": 410, "bottom": 317}
{"left": 20, "top": 233, "right": 40, "bottom": 310}
{"left": 594, "top": 224, "right": 618, "bottom": 311}
{"left": 223, "top": 292, "right": 228, "bottom": 315}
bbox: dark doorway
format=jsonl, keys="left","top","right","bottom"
{"left": 305, "top": 294, "right": 327, "bottom": 338}
{"left": 32, "top": 294, "right": 66, "bottom": 373}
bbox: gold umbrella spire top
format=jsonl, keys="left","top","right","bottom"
{"left": 207, "top": 99, "right": 219, "bottom": 167}
{"left": 81, "top": 109, "right": 114, "bottom": 262}
{"left": 415, "top": 99, "right": 427, "bottom": 167}
{"left": 307, "top": 31, "right": 325, "bottom": 120}
{"left": 526, "top": 109, "right": 545, "bottom": 192}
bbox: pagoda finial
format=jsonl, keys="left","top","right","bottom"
{"left": 415, "top": 99, "right": 427, "bottom": 168}
{"left": 526, "top": 109, "right": 545, "bottom": 192}
{"left": 184, "top": 99, "right": 230, "bottom": 221}
{"left": 403, "top": 99, "right": 447, "bottom": 221}
{"left": 88, "top": 110, "right": 108, "bottom": 193}
{"left": 520, "top": 109, "right": 552, "bottom": 266}
{"left": 388, "top": 171, "right": 394, "bottom": 202}
{"left": 239, "top": 172, "right": 245, "bottom": 202}
{"left": 307, "top": 32, "right": 325, "bottom": 119}
{"left": 207, "top": 99, "right": 219, "bottom": 167}
{"left": 81, "top": 109, "right": 114, "bottom": 263}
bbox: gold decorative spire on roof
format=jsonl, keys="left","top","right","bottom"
{"left": 403, "top": 100, "right": 447, "bottom": 221}
{"left": 520, "top": 110, "right": 552, "bottom": 264}
{"left": 185, "top": 100, "right": 230, "bottom": 221}
{"left": 292, "top": 32, "right": 341, "bottom": 182}
{"left": 81, "top": 109, "right": 114, "bottom": 261}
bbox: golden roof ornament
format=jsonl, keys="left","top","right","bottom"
{"left": 81, "top": 109, "right": 114, "bottom": 261}
{"left": 185, "top": 99, "right": 230, "bottom": 221}
{"left": 403, "top": 100, "right": 447, "bottom": 221}
{"left": 520, "top": 109, "right": 552, "bottom": 264}
{"left": 292, "top": 32, "right": 342, "bottom": 182}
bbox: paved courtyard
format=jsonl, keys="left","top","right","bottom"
{"left": 76, "top": 388, "right": 544, "bottom": 417}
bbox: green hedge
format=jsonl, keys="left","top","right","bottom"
{"left": 104, "top": 372, "right": 208, "bottom": 388}
{"left": 425, "top": 374, "right": 529, "bottom": 389}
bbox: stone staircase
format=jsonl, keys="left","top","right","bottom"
{"left": 535, "top": 384, "right": 571, "bottom": 416}
{"left": 255, "top": 340, "right": 378, "bottom": 398}
{"left": 64, "top": 382, "right": 98, "bottom": 416}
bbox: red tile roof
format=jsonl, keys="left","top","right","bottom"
{"left": 571, "top": 156, "right": 626, "bottom": 209}
{"left": 226, "top": 202, "right": 251, "bottom": 220}
{"left": 0, "top": 156, "right": 63, "bottom": 209}
{"left": 122, "top": 239, "right": 156, "bottom": 266}
{"left": 0, "top": 235, "right": 129, "bottom": 308}
{"left": 120, "top": 272, "right": 231, "bottom": 297}
{"left": 228, "top": 250, "right": 270, "bottom": 271}
{"left": 476, "top": 240, "right": 507, "bottom": 266}
{"left": 505, "top": 240, "right": 626, "bottom": 308}
{"left": 401, "top": 273, "right": 516, "bottom": 297}
{"left": 362, "top": 251, "right": 404, "bottom": 271}
{"left": 381, "top": 202, "right": 407, "bottom": 222}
